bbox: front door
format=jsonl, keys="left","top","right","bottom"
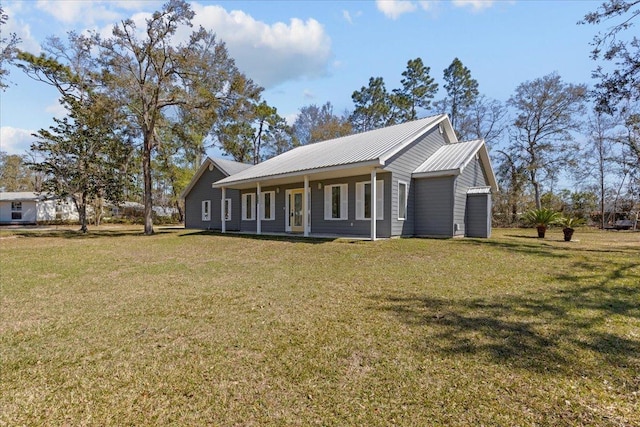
{"left": 289, "top": 189, "right": 304, "bottom": 233}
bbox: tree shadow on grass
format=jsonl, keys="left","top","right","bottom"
{"left": 179, "top": 229, "right": 334, "bottom": 244}
{"left": 6, "top": 229, "right": 175, "bottom": 239}
{"left": 371, "top": 258, "right": 640, "bottom": 375}
{"left": 457, "top": 237, "right": 570, "bottom": 259}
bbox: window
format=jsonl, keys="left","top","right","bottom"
{"left": 11, "top": 202, "right": 22, "bottom": 220}
{"left": 324, "top": 184, "right": 348, "bottom": 220}
{"left": 261, "top": 191, "right": 275, "bottom": 220}
{"left": 356, "top": 179, "right": 384, "bottom": 220}
{"left": 201, "top": 200, "right": 211, "bottom": 221}
{"left": 242, "top": 193, "right": 255, "bottom": 220}
{"left": 223, "top": 198, "right": 232, "bottom": 221}
{"left": 398, "top": 181, "right": 408, "bottom": 220}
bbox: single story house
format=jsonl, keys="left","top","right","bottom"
{"left": 0, "top": 192, "right": 79, "bottom": 225}
{"left": 185, "top": 114, "right": 497, "bottom": 240}
{"left": 181, "top": 157, "right": 253, "bottom": 230}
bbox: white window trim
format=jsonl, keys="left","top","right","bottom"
{"left": 242, "top": 193, "right": 255, "bottom": 221}
{"left": 223, "top": 198, "right": 232, "bottom": 221}
{"left": 356, "top": 179, "right": 384, "bottom": 221}
{"left": 324, "top": 183, "right": 348, "bottom": 220}
{"left": 260, "top": 191, "right": 276, "bottom": 221}
{"left": 398, "top": 181, "right": 408, "bottom": 220}
{"left": 201, "top": 200, "right": 211, "bottom": 221}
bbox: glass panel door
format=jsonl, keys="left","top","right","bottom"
{"left": 292, "top": 191, "right": 303, "bottom": 232}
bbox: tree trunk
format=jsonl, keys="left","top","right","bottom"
{"left": 79, "top": 192, "right": 88, "bottom": 233}
{"left": 532, "top": 174, "right": 542, "bottom": 209}
{"left": 143, "top": 136, "right": 154, "bottom": 235}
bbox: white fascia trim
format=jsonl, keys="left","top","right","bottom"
{"left": 412, "top": 169, "right": 460, "bottom": 179}
{"left": 213, "top": 159, "right": 384, "bottom": 188}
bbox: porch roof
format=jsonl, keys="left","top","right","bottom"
{"left": 213, "top": 115, "right": 450, "bottom": 189}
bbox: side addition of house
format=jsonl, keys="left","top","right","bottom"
{"left": 189, "top": 114, "right": 497, "bottom": 240}
{"left": 181, "top": 157, "right": 252, "bottom": 231}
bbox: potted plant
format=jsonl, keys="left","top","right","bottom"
{"left": 558, "top": 216, "right": 585, "bottom": 242}
{"left": 523, "top": 208, "right": 562, "bottom": 238}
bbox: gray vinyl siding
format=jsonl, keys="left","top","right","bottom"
{"left": 414, "top": 176, "right": 455, "bottom": 237}
{"left": 466, "top": 193, "right": 492, "bottom": 238}
{"left": 239, "top": 185, "right": 288, "bottom": 233}
{"left": 238, "top": 174, "right": 391, "bottom": 237}
{"left": 311, "top": 174, "right": 391, "bottom": 237}
{"left": 453, "top": 157, "right": 490, "bottom": 236}
{"left": 184, "top": 167, "right": 241, "bottom": 231}
{"left": 383, "top": 126, "right": 448, "bottom": 236}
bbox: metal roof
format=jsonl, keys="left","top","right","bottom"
{"left": 214, "top": 114, "right": 447, "bottom": 187}
{"left": 413, "top": 139, "right": 484, "bottom": 175}
{"left": 213, "top": 157, "right": 253, "bottom": 176}
{"left": 0, "top": 192, "right": 46, "bottom": 201}
{"left": 180, "top": 157, "right": 252, "bottom": 199}
{"left": 412, "top": 139, "right": 498, "bottom": 191}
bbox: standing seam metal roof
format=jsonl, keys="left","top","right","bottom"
{"left": 413, "top": 139, "right": 484, "bottom": 174}
{"left": 213, "top": 157, "right": 253, "bottom": 176}
{"left": 215, "top": 115, "right": 445, "bottom": 186}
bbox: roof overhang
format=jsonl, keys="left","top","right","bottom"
{"left": 411, "top": 142, "right": 498, "bottom": 192}
{"left": 213, "top": 160, "right": 384, "bottom": 190}
{"left": 412, "top": 169, "right": 459, "bottom": 179}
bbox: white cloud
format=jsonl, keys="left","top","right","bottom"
{"left": 190, "top": 4, "right": 333, "bottom": 89}
{"left": 343, "top": 9, "right": 363, "bottom": 25}
{"left": 0, "top": 127, "right": 35, "bottom": 155}
{"left": 452, "top": 0, "right": 496, "bottom": 11}
{"left": 45, "top": 101, "right": 67, "bottom": 118}
{"left": 378, "top": 0, "right": 498, "bottom": 18}
{"left": 418, "top": 1, "right": 442, "bottom": 12}
{"left": 1, "top": 4, "right": 41, "bottom": 54}
{"left": 36, "top": 0, "right": 120, "bottom": 25}
{"left": 376, "top": 0, "right": 417, "bottom": 20}
{"left": 343, "top": 10, "right": 353, "bottom": 24}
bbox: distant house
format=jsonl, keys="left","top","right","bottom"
{"left": 181, "top": 157, "right": 253, "bottom": 230}
{"left": 185, "top": 115, "right": 497, "bottom": 240}
{"left": 0, "top": 192, "right": 79, "bottom": 225}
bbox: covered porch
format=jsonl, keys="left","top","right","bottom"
{"left": 214, "top": 164, "right": 385, "bottom": 241}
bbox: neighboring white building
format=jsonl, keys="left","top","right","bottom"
{"left": 0, "top": 192, "right": 79, "bottom": 224}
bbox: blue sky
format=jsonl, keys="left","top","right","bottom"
{"left": 0, "top": 0, "right": 601, "bottom": 157}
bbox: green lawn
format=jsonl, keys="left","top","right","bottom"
{"left": 1, "top": 226, "right": 638, "bottom": 426}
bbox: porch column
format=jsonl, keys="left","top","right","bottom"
{"left": 221, "top": 186, "right": 226, "bottom": 233}
{"left": 256, "top": 182, "right": 261, "bottom": 235}
{"left": 303, "top": 175, "right": 309, "bottom": 237}
{"left": 371, "top": 169, "right": 377, "bottom": 241}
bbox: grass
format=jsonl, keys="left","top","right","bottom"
{"left": 1, "top": 226, "right": 638, "bottom": 426}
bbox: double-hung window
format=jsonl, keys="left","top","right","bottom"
{"left": 242, "top": 193, "right": 255, "bottom": 221}
{"left": 201, "top": 200, "right": 211, "bottom": 221}
{"left": 261, "top": 191, "right": 275, "bottom": 220}
{"left": 324, "top": 184, "right": 348, "bottom": 220}
{"left": 398, "top": 181, "right": 408, "bottom": 220}
{"left": 11, "top": 202, "right": 22, "bottom": 220}
{"left": 356, "top": 179, "right": 384, "bottom": 220}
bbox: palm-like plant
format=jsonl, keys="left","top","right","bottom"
{"left": 523, "top": 208, "right": 562, "bottom": 238}
{"left": 558, "top": 216, "right": 586, "bottom": 241}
